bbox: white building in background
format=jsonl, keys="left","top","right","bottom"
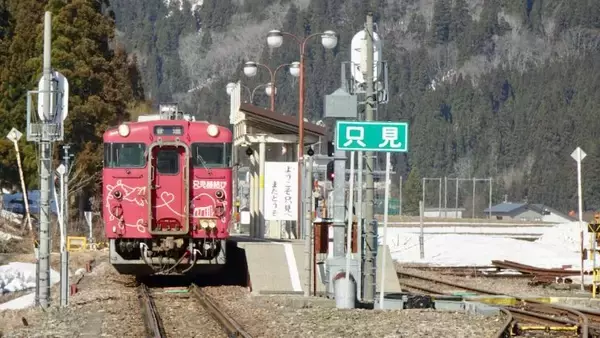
{"left": 423, "top": 208, "right": 465, "bottom": 219}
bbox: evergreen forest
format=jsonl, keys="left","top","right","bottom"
{"left": 1, "top": 0, "right": 600, "bottom": 217}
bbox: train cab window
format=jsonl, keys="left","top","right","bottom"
{"left": 104, "top": 143, "right": 145, "bottom": 168}
{"left": 156, "top": 149, "right": 179, "bottom": 174}
{"left": 191, "top": 143, "right": 231, "bottom": 168}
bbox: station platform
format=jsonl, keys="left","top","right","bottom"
{"left": 227, "top": 235, "right": 402, "bottom": 296}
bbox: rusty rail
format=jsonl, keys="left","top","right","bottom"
{"left": 397, "top": 271, "right": 591, "bottom": 337}
{"left": 493, "top": 308, "right": 514, "bottom": 338}
{"left": 137, "top": 284, "right": 166, "bottom": 338}
{"left": 190, "top": 284, "right": 253, "bottom": 338}
{"left": 492, "top": 260, "right": 593, "bottom": 277}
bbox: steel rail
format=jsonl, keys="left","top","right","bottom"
{"left": 492, "top": 308, "right": 514, "bottom": 338}
{"left": 137, "top": 284, "right": 166, "bottom": 338}
{"left": 190, "top": 284, "right": 253, "bottom": 338}
{"left": 397, "top": 271, "right": 591, "bottom": 337}
{"left": 398, "top": 279, "right": 446, "bottom": 295}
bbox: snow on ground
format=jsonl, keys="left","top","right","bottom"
{"left": 1, "top": 262, "right": 59, "bottom": 293}
{"left": 0, "top": 262, "right": 60, "bottom": 310}
{"left": 383, "top": 221, "right": 597, "bottom": 269}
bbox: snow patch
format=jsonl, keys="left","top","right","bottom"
{"left": 164, "top": 0, "right": 203, "bottom": 12}
{"left": 385, "top": 221, "right": 597, "bottom": 269}
{"left": 0, "top": 262, "right": 60, "bottom": 310}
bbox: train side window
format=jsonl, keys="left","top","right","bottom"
{"left": 156, "top": 149, "right": 179, "bottom": 174}
{"left": 104, "top": 143, "right": 146, "bottom": 168}
{"left": 191, "top": 143, "right": 230, "bottom": 168}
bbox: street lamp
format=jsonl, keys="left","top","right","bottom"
{"left": 266, "top": 28, "right": 338, "bottom": 239}
{"left": 265, "top": 82, "right": 277, "bottom": 97}
{"left": 289, "top": 62, "right": 300, "bottom": 77}
{"left": 226, "top": 82, "right": 237, "bottom": 95}
{"left": 242, "top": 61, "right": 295, "bottom": 111}
{"left": 225, "top": 82, "right": 253, "bottom": 103}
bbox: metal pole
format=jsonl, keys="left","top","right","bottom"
{"left": 422, "top": 178, "right": 426, "bottom": 212}
{"left": 444, "top": 177, "right": 448, "bottom": 218}
{"left": 488, "top": 178, "right": 492, "bottom": 219}
{"left": 250, "top": 151, "right": 257, "bottom": 237}
{"left": 363, "top": 11, "right": 376, "bottom": 304}
{"left": 345, "top": 151, "right": 355, "bottom": 303}
{"left": 399, "top": 175, "right": 402, "bottom": 216}
{"left": 438, "top": 178, "right": 442, "bottom": 217}
{"left": 455, "top": 178, "right": 459, "bottom": 212}
{"left": 332, "top": 149, "right": 346, "bottom": 257}
{"left": 38, "top": 11, "right": 52, "bottom": 309}
{"left": 63, "top": 145, "right": 70, "bottom": 233}
{"left": 297, "top": 42, "right": 307, "bottom": 240}
{"left": 419, "top": 200, "right": 424, "bottom": 259}
{"left": 269, "top": 83, "right": 275, "bottom": 111}
{"left": 472, "top": 177, "right": 476, "bottom": 219}
{"left": 356, "top": 151, "right": 363, "bottom": 301}
{"left": 61, "top": 145, "right": 70, "bottom": 307}
{"left": 258, "top": 141, "right": 265, "bottom": 238}
{"left": 378, "top": 152, "right": 391, "bottom": 309}
{"left": 577, "top": 153, "right": 584, "bottom": 291}
{"left": 304, "top": 157, "right": 313, "bottom": 297}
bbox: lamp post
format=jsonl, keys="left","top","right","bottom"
{"left": 243, "top": 61, "right": 293, "bottom": 111}
{"left": 266, "top": 29, "right": 337, "bottom": 238}
{"left": 226, "top": 82, "right": 274, "bottom": 106}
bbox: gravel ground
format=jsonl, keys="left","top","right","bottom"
{"left": 1, "top": 254, "right": 146, "bottom": 338}
{"left": 151, "top": 287, "right": 226, "bottom": 337}
{"left": 396, "top": 263, "right": 591, "bottom": 298}
{"left": 203, "top": 286, "right": 505, "bottom": 338}
{"left": 1, "top": 252, "right": 506, "bottom": 338}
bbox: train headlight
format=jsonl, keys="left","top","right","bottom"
{"left": 208, "top": 220, "right": 217, "bottom": 229}
{"left": 200, "top": 220, "right": 209, "bottom": 229}
{"left": 207, "top": 124, "right": 219, "bottom": 137}
{"left": 118, "top": 124, "right": 130, "bottom": 137}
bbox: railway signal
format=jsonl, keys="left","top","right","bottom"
{"left": 326, "top": 160, "right": 334, "bottom": 181}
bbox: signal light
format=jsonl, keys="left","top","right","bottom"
{"left": 307, "top": 147, "right": 314, "bottom": 156}
{"left": 327, "top": 141, "right": 334, "bottom": 157}
{"left": 326, "top": 160, "right": 334, "bottom": 182}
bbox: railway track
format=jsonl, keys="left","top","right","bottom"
{"left": 397, "top": 271, "right": 600, "bottom": 337}
{"left": 137, "top": 283, "right": 253, "bottom": 338}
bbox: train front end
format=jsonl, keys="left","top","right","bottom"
{"left": 103, "top": 116, "right": 232, "bottom": 276}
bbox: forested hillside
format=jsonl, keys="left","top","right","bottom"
{"left": 108, "top": 0, "right": 600, "bottom": 215}
{"left": 0, "top": 0, "right": 143, "bottom": 207}
{"left": 0, "top": 0, "right": 599, "bottom": 217}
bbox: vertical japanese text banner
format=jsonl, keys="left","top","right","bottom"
{"left": 264, "top": 161, "right": 298, "bottom": 221}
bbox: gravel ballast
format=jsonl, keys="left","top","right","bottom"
{"left": 203, "top": 286, "right": 505, "bottom": 338}
{"left": 1, "top": 252, "right": 506, "bottom": 337}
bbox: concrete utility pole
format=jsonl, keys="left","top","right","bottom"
{"left": 37, "top": 11, "right": 53, "bottom": 309}
{"left": 363, "top": 11, "right": 376, "bottom": 305}
{"left": 27, "top": 11, "right": 68, "bottom": 308}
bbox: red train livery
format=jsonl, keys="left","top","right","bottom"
{"left": 102, "top": 107, "right": 232, "bottom": 275}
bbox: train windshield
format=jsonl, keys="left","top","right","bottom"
{"left": 191, "top": 143, "right": 231, "bottom": 168}
{"left": 104, "top": 143, "right": 146, "bottom": 168}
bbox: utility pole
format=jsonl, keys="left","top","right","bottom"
{"left": 27, "top": 11, "right": 68, "bottom": 308}
{"left": 363, "top": 11, "right": 376, "bottom": 305}
{"left": 37, "top": 11, "right": 53, "bottom": 309}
